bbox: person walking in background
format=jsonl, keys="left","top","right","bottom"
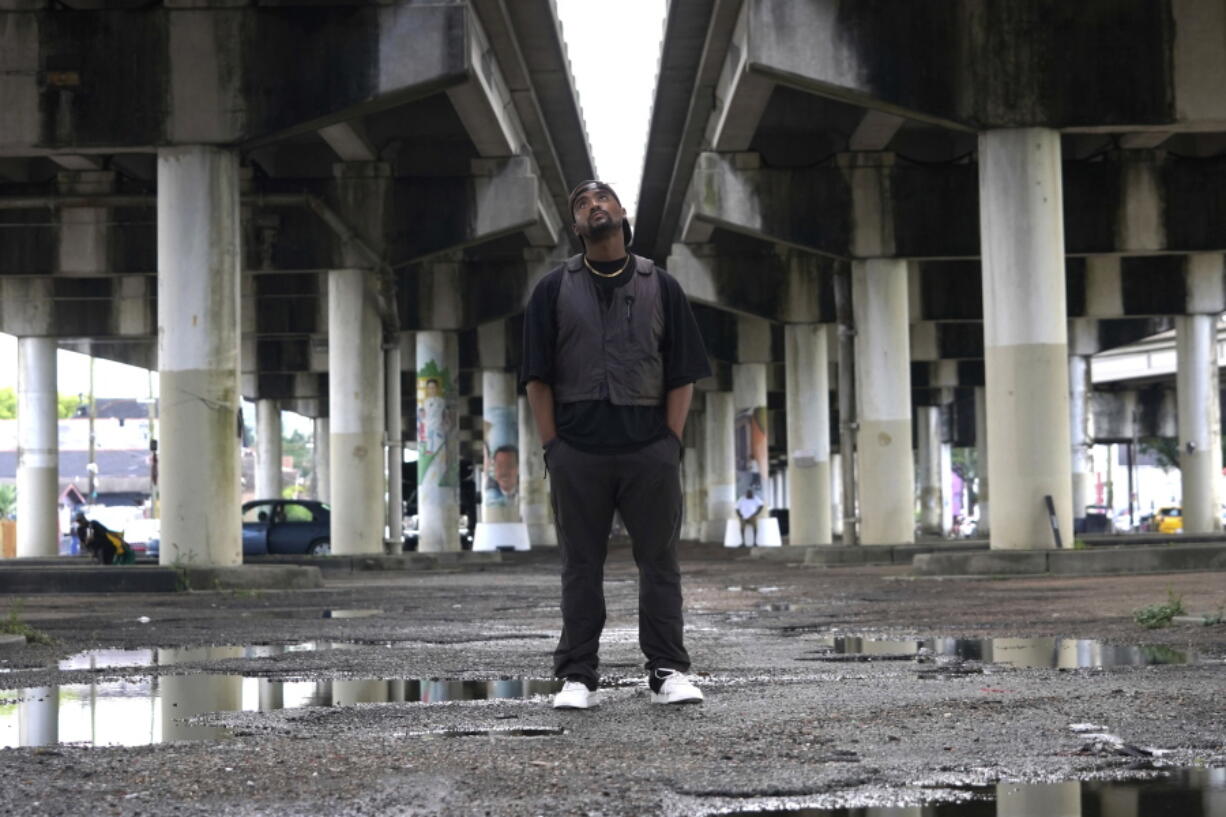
{"left": 522, "top": 180, "right": 712, "bottom": 710}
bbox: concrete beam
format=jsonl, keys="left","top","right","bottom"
{"left": 49, "top": 155, "right": 105, "bottom": 171}
{"left": 318, "top": 121, "right": 378, "bottom": 163}
{"left": 849, "top": 111, "right": 906, "bottom": 152}
{"left": 707, "top": 4, "right": 774, "bottom": 151}
{"left": 446, "top": 7, "right": 526, "bottom": 158}
{"left": 470, "top": 157, "right": 552, "bottom": 252}
{"left": 677, "top": 149, "right": 1226, "bottom": 260}
{"left": 1, "top": 6, "right": 471, "bottom": 151}
{"left": 682, "top": 151, "right": 852, "bottom": 257}
{"left": 1117, "top": 132, "right": 1172, "bottom": 149}
{"left": 737, "top": 0, "right": 1216, "bottom": 131}
{"left": 666, "top": 243, "right": 837, "bottom": 323}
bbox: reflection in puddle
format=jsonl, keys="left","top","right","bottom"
{"left": 322, "top": 609, "right": 382, "bottom": 619}
{"left": 799, "top": 636, "right": 1195, "bottom": 668}
{"left": 1, "top": 659, "right": 564, "bottom": 748}
{"left": 56, "top": 642, "right": 360, "bottom": 672}
{"left": 714, "top": 768, "right": 1226, "bottom": 815}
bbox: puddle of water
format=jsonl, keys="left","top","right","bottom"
{"left": 322, "top": 609, "right": 382, "bottom": 619}
{"left": 712, "top": 768, "right": 1226, "bottom": 815}
{"left": 0, "top": 676, "right": 565, "bottom": 748}
{"left": 797, "top": 636, "right": 1196, "bottom": 669}
{"left": 411, "top": 725, "right": 565, "bottom": 738}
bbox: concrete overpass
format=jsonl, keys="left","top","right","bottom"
{"left": 0, "top": 1, "right": 591, "bottom": 562}
{"left": 8, "top": 1, "right": 1226, "bottom": 564}
{"left": 636, "top": 0, "right": 1226, "bottom": 550}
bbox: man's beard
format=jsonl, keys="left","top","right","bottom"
{"left": 581, "top": 214, "right": 619, "bottom": 241}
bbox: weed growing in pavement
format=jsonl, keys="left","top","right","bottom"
{"left": 0, "top": 602, "right": 54, "bottom": 645}
{"left": 1133, "top": 589, "right": 1186, "bottom": 629}
{"left": 1203, "top": 603, "right": 1225, "bottom": 627}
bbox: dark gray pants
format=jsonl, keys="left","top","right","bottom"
{"left": 547, "top": 435, "right": 690, "bottom": 686}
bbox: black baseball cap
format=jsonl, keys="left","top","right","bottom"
{"left": 567, "top": 180, "right": 633, "bottom": 246}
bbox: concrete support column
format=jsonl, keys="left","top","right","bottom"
{"left": 785, "top": 324, "right": 832, "bottom": 545}
{"left": 974, "top": 387, "right": 990, "bottom": 535}
{"left": 415, "top": 331, "right": 459, "bottom": 552}
{"left": 473, "top": 371, "right": 529, "bottom": 551}
{"left": 255, "top": 399, "right": 282, "bottom": 500}
{"left": 1176, "top": 314, "right": 1223, "bottom": 533}
{"left": 979, "top": 128, "right": 1072, "bottom": 549}
{"left": 386, "top": 343, "right": 404, "bottom": 549}
{"left": 478, "top": 372, "right": 520, "bottom": 523}
{"left": 917, "top": 405, "right": 943, "bottom": 536}
{"left": 940, "top": 438, "right": 954, "bottom": 534}
{"left": 681, "top": 413, "right": 706, "bottom": 540}
{"left": 157, "top": 146, "right": 242, "bottom": 566}
{"left": 1069, "top": 355, "right": 1094, "bottom": 528}
{"left": 703, "top": 392, "right": 736, "bottom": 542}
{"left": 313, "top": 417, "right": 330, "bottom": 502}
{"left": 732, "top": 363, "right": 770, "bottom": 506}
{"left": 16, "top": 337, "right": 58, "bottom": 558}
{"left": 831, "top": 452, "right": 844, "bottom": 538}
{"left": 518, "top": 395, "right": 557, "bottom": 546}
{"left": 852, "top": 259, "right": 914, "bottom": 544}
{"left": 328, "top": 268, "right": 385, "bottom": 555}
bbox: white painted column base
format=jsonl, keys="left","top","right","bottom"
{"left": 723, "top": 519, "right": 743, "bottom": 548}
{"left": 756, "top": 517, "right": 782, "bottom": 546}
{"left": 722, "top": 517, "right": 782, "bottom": 547}
{"left": 518, "top": 396, "right": 556, "bottom": 547}
{"left": 473, "top": 521, "right": 530, "bottom": 552}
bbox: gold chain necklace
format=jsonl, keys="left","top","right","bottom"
{"left": 583, "top": 254, "right": 631, "bottom": 278}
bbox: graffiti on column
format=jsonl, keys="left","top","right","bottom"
{"left": 735, "top": 406, "right": 769, "bottom": 504}
{"left": 416, "top": 361, "right": 456, "bottom": 487}
{"left": 482, "top": 406, "right": 519, "bottom": 507}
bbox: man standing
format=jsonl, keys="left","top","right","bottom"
{"left": 735, "top": 487, "right": 765, "bottom": 546}
{"left": 521, "top": 180, "right": 712, "bottom": 709}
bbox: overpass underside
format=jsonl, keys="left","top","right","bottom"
{"left": 6, "top": 1, "right": 1226, "bottom": 564}
{"left": 634, "top": 0, "right": 1226, "bottom": 550}
{"left": 0, "top": 1, "right": 588, "bottom": 562}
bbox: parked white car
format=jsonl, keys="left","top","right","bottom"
{"left": 121, "top": 517, "right": 160, "bottom": 557}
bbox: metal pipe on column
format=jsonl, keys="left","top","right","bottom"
{"left": 385, "top": 339, "right": 404, "bottom": 552}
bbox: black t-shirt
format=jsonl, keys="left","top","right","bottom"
{"left": 520, "top": 255, "right": 713, "bottom": 453}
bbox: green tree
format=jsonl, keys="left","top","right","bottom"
{"left": 0, "top": 484, "right": 15, "bottom": 518}
{"left": 0, "top": 388, "right": 86, "bottom": 420}
{"left": 58, "top": 394, "right": 80, "bottom": 419}
{"left": 282, "top": 429, "right": 313, "bottom": 483}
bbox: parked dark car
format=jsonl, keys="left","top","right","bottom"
{"left": 242, "top": 499, "right": 331, "bottom": 556}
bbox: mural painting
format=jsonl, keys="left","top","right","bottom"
{"left": 416, "top": 360, "right": 456, "bottom": 488}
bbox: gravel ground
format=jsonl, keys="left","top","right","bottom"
{"left": 0, "top": 542, "right": 1223, "bottom": 816}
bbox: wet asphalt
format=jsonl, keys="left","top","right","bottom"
{"left": 0, "top": 541, "right": 1223, "bottom": 816}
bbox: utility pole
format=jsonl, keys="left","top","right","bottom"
{"left": 87, "top": 348, "right": 97, "bottom": 502}
{"left": 148, "top": 369, "right": 158, "bottom": 518}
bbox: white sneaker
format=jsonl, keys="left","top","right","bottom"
{"left": 552, "top": 680, "right": 600, "bottom": 709}
{"left": 649, "top": 668, "right": 704, "bottom": 705}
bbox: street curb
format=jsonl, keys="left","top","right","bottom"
{"left": 0, "top": 634, "right": 27, "bottom": 653}
{"left": 246, "top": 552, "right": 502, "bottom": 572}
{"left": 913, "top": 543, "right": 1226, "bottom": 577}
{"left": 0, "top": 565, "right": 183, "bottom": 594}
{"left": 0, "top": 563, "right": 323, "bottom": 593}
{"left": 744, "top": 541, "right": 986, "bottom": 566}
{"left": 178, "top": 565, "right": 323, "bottom": 590}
